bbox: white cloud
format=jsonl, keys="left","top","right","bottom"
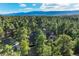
{"left": 32, "top": 4, "right": 36, "bottom": 6}
{"left": 0, "top": 8, "right": 33, "bottom": 14}
{"left": 40, "top": 3, "right": 79, "bottom": 11}
{"left": 19, "top": 8, "right": 33, "bottom": 12}
{"left": 0, "top": 11, "right": 19, "bottom": 14}
{"left": 19, "top": 3, "right": 26, "bottom": 7}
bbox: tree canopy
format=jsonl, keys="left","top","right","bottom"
{"left": 0, "top": 16, "right": 78, "bottom": 56}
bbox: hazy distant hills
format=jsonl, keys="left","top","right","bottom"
{"left": 1, "top": 10, "right": 79, "bottom": 16}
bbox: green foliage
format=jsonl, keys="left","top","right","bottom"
{"left": 41, "top": 44, "right": 52, "bottom": 56}
{"left": 0, "top": 27, "right": 3, "bottom": 34}
{"left": 36, "top": 29, "right": 46, "bottom": 45}
{"left": 55, "top": 34, "right": 75, "bottom": 56}
{"left": 0, "top": 27, "right": 4, "bottom": 37}
{"left": 0, "top": 16, "right": 78, "bottom": 56}
{"left": 35, "top": 29, "right": 47, "bottom": 55}
{"left": 19, "top": 27, "right": 30, "bottom": 55}
{"left": 2, "top": 45, "right": 13, "bottom": 56}
{"left": 20, "top": 39, "right": 30, "bottom": 55}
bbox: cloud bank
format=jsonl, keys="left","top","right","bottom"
{"left": 40, "top": 3, "right": 79, "bottom": 11}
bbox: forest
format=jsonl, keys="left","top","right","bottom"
{"left": 0, "top": 16, "right": 79, "bottom": 56}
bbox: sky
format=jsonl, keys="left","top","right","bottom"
{"left": 0, "top": 0, "right": 79, "bottom": 3}
{"left": 0, "top": 3, "right": 79, "bottom": 14}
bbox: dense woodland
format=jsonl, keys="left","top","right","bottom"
{"left": 0, "top": 16, "right": 79, "bottom": 56}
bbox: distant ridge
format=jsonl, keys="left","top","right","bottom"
{"left": 1, "top": 10, "right": 79, "bottom": 16}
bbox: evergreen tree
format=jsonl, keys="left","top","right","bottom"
{"left": 55, "top": 34, "right": 75, "bottom": 56}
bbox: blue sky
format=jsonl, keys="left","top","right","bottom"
{"left": 0, "top": 3, "right": 79, "bottom": 14}
{"left": 0, "top": 3, "right": 42, "bottom": 14}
